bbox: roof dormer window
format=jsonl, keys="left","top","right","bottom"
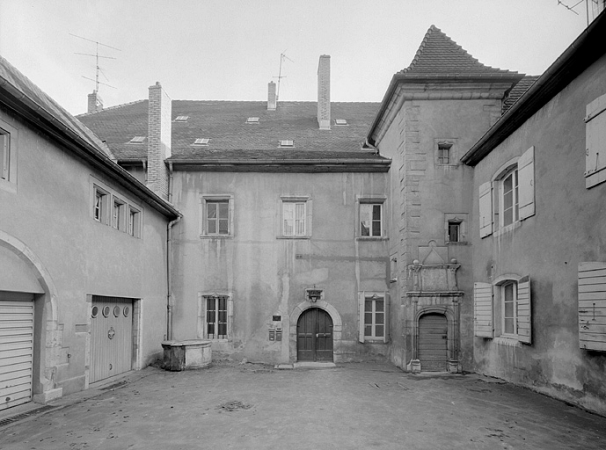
{"left": 192, "top": 138, "right": 210, "bottom": 147}
{"left": 279, "top": 140, "right": 294, "bottom": 148}
{"left": 246, "top": 117, "right": 260, "bottom": 124}
{"left": 127, "top": 136, "right": 146, "bottom": 144}
{"left": 174, "top": 115, "right": 189, "bottom": 122}
{"left": 335, "top": 119, "right": 348, "bottom": 126}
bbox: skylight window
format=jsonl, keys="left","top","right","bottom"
{"left": 192, "top": 138, "right": 210, "bottom": 147}
{"left": 246, "top": 117, "right": 260, "bottom": 124}
{"left": 128, "top": 136, "right": 146, "bottom": 144}
{"left": 335, "top": 119, "right": 348, "bottom": 126}
{"left": 175, "top": 115, "right": 189, "bottom": 122}
{"left": 279, "top": 140, "right": 294, "bottom": 147}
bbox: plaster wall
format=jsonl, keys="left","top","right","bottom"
{"left": 471, "top": 54, "right": 606, "bottom": 415}
{"left": 377, "top": 94, "right": 501, "bottom": 371}
{"left": 170, "top": 170, "right": 390, "bottom": 363}
{"left": 0, "top": 107, "right": 171, "bottom": 398}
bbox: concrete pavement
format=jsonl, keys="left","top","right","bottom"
{"left": 0, "top": 360, "right": 605, "bottom": 449}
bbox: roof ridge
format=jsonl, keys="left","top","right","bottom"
{"left": 77, "top": 99, "right": 147, "bottom": 117}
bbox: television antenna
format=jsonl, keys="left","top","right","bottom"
{"left": 273, "top": 51, "right": 294, "bottom": 102}
{"left": 557, "top": 0, "right": 604, "bottom": 25}
{"left": 71, "top": 33, "right": 120, "bottom": 92}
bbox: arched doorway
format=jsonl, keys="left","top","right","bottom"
{"left": 297, "top": 308, "right": 333, "bottom": 362}
{"left": 418, "top": 313, "right": 448, "bottom": 372}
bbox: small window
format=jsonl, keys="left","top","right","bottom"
{"left": 335, "top": 119, "right": 348, "bottom": 126}
{"left": 128, "top": 136, "right": 146, "bottom": 144}
{"left": 360, "top": 203, "right": 383, "bottom": 237}
{"left": 206, "top": 296, "right": 228, "bottom": 339}
{"left": 128, "top": 207, "right": 141, "bottom": 237}
{"left": 201, "top": 196, "right": 234, "bottom": 237}
{"left": 282, "top": 201, "right": 306, "bottom": 237}
{"left": 437, "top": 142, "right": 452, "bottom": 165}
{"left": 193, "top": 138, "right": 210, "bottom": 147}
{"left": 279, "top": 140, "right": 294, "bottom": 147}
{"left": 0, "top": 128, "right": 10, "bottom": 181}
{"left": 448, "top": 221, "right": 461, "bottom": 243}
{"left": 174, "top": 115, "right": 189, "bottom": 122}
{"left": 112, "top": 198, "right": 125, "bottom": 230}
{"left": 93, "top": 186, "right": 109, "bottom": 223}
{"left": 246, "top": 117, "right": 260, "bottom": 124}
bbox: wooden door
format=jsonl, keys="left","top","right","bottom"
{"left": 90, "top": 297, "right": 133, "bottom": 383}
{"left": 418, "top": 313, "right": 448, "bottom": 372}
{"left": 297, "top": 308, "right": 333, "bottom": 362}
{"left": 0, "top": 292, "right": 34, "bottom": 411}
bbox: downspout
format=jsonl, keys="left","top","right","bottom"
{"left": 167, "top": 215, "right": 181, "bottom": 341}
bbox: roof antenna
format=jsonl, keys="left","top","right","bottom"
{"left": 71, "top": 33, "right": 120, "bottom": 92}
{"left": 557, "top": 0, "right": 602, "bottom": 26}
{"left": 274, "top": 51, "right": 294, "bottom": 103}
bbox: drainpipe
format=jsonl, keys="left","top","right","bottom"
{"left": 167, "top": 215, "right": 181, "bottom": 341}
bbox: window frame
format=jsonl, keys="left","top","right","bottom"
{"left": 0, "top": 121, "right": 18, "bottom": 191}
{"left": 499, "top": 167, "right": 519, "bottom": 228}
{"left": 434, "top": 138, "right": 457, "bottom": 166}
{"left": 200, "top": 195, "right": 234, "bottom": 238}
{"left": 358, "top": 291, "right": 389, "bottom": 343}
{"left": 279, "top": 196, "right": 311, "bottom": 239}
{"left": 127, "top": 206, "right": 141, "bottom": 238}
{"left": 93, "top": 185, "right": 110, "bottom": 224}
{"left": 198, "top": 292, "right": 233, "bottom": 342}
{"left": 356, "top": 196, "right": 387, "bottom": 240}
{"left": 492, "top": 274, "right": 532, "bottom": 344}
{"left": 112, "top": 197, "right": 126, "bottom": 231}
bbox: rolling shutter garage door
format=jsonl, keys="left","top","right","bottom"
{"left": 0, "top": 292, "right": 34, "bottom": 411}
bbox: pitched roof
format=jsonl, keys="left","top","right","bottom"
{"left": 78, "top": 100, "right": 380, "bottom": 162}
{"left": 401, "top": 25, "right": 519, "bottom": 76}
{"left": 502, "top": 76, "right": 540, "bottom": 114}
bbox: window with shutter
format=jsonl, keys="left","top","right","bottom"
{"left": 474, "top": 282, "right": 493, "bottom": 338}
{"left": 479, "top": 182, "right": 493, "bottom": 238}
{"left": 578, "top": 262, "right": 606, "bottom": 351}
{"left": 517, "top": 276, "right": 532, "bottom": 344}
{"left": 518, "top": 147, "right": 535, "bottom": 220}
{"left": 585, "top": 93, "right": 606, "bottom": 188}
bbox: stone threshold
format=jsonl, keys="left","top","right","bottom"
{"left": 275, "top": 362, "right": 337, "bottom": 370}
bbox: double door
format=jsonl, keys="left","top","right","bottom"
{"left": 297, "top": 308, "right": 333, "bottom": 362}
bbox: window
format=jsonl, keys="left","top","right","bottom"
{"left": 112, "top": 198, "right": 125, "bottom": 230}
{"left": 199, "top": 293, "right": 233, "bottom": 341}
{"left": 437, "top": 142, "right": 452, "bottom": 165}
{"left": 201, "top": 196, "right": 234, "bottom": 237}
{"left": 473, "top": 277, "right": 531, "bottom": 343}
{"left": 358, "top": 292, "right": 389, "bottom": 343}
{"left": 192, "top": 138, "right": 210, "bottom": 147}
{"left": 174, "top": 115, "right": 189, "bottom": 122}
{"left": 360, "top": 203, "right": 383, "bottom": 237}
{"left": 448, "top": 221, "right": 461, "bottom": 242}
{"left": 0, "top": 128, "right": 9, "bottom": 181}
{"left": 585, "top": 93, "right": 606, "bottom": 188}
{"left": 128, "top": 207, "right": 141, "bottom": 237}
{"left": 127, "top": 136, "right": 146, "bottom": 144}
{"left": 279, "top": 140, "right": 294, "bottom": 147}
{"left": 335, "top": 119, "right": 348, "bottom": 126}
{"left": 93, "top": 186, "right": 109, "bottom": 223}
{"left": 283, "top": 201, "right": 306, "bottom": 237}
{"left": 246, "top": 117, "right": 260, "bottom": 124}
{"left": 479, "top": 146, "right": 535, "bottom": 238}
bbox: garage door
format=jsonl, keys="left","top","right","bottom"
{"left": 0, "top": 292, "right": 34, "bottom": 411}
{"left": 90, "top": 297, "right": 133, "bottom": 383}
{"left": 418, "top": 313, "right": 448, "bottom": 372}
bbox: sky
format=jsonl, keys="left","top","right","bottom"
{"left": 0, "top": 0, "right": 598, "bottom": 115}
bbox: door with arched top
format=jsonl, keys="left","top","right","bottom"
{"left": 297, "top": 308, "right": 333, "bottom": 362}
{"left": 418, "top": 313, "right": 448, "bottom": 371}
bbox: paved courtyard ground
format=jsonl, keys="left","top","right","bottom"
{"left": 0, "top": 360, "right": 605, "bottom": 449}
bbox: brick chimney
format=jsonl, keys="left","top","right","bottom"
{"left": 87, "top": 90, "right": 103, "bottom": 113}
{"left": 317, "top": 55, "right": 331, "bottom": 130}
{"left": 147, "top": 82, "right": 171, "bottom": 200}
{"left": 267, "top": 81, "right": 277, "bottom": 111}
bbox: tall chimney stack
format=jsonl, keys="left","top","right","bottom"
{"left": 317, "top": 55, "right": 331, "bottom": 130}
{"left": 87, "top": 90, "right": 103, "bottom": 113}
{"left": 268, "top": 81, "right": 277, "bottom": 111}
{"left": 147, "top": 82, "right": 172, "bottom": 200}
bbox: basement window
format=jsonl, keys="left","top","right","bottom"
{"left": 192, "top": 138, "right": 210, "bottom": 147}
{"left": 128, "top": 136, "right": 146, "bottom": 144}
{"left": 335, "top": 119, "right": 348, "bottom": 126}
{"left": 174, "top": 115, "right": 189, "bottom": 122}
{"left": 279, "top": 140, "right": 294, "bottom": 148}
{"left": 246, "top": 117, "right": 260, "bottom": 124}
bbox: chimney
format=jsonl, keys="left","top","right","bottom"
{"left": 317, "top": 55, "right": 331, "bottom": 130}
{"left": 87, "top": 90, "right": 103, "bottom": 113}
{"left": 267, "top": 81, "right": 277, "bottom": 111}
{"left": 147, "top": 82, "right": 172, "bottom": 200}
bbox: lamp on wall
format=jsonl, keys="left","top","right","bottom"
{"left": 306, "top": 288, "right": 323, "bottom": 303}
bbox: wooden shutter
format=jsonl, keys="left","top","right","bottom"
{"left": 585, "top": 93, "right": 606, "bottom": 188}
{"left": 474, "top": 282, "right": 493, "bottom": 338}
{"left": 358, "top": 293, "right": 365, "bottom": 343}
{"left": 578, "top": 262, "right": 606, "bottom": 351}
{"left": 518, "top": 146, "right": 535, "bottom": 220}
{"left": 517, "top": 276, "right": 532, "bottom": 344}
{"left": 478, "top": 182, "right": 493, "bottom": 238}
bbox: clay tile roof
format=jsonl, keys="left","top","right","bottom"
{"left": 502, "top": 75, "right": 540, "bottom": 114}
{"left": 79, "top": 100, "right": 381, "bottom": 162}
{"left": 401, "top": 25, "right": 519, "bottom": 76}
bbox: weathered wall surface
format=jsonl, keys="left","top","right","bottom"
{"left": 471, "top": 54, "right": 606, "bottom": 415}
{"left": 0, "top": 106, "right": 170, "bottom": 398}
{"left": 170, "top": 170, "right": 390, "bottom": 363}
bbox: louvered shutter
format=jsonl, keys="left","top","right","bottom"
{"left": 358, "top": 292, "right": 365, "bottom": 343}
{"left": 474, "top": 282, "right": 493, "bottom": 338}
{"left": 479, "top": 182, "right": 493, "bottom": 238}
{"left": 517, "top": 276, "right": 532, "bottom": 344}
{"left": 518, "top": 147, "right": 535, "bottom": 220}
{"left": 585, "top": 94, "right": 606, "bottom": 188}
{"left": 578, "top": 262, "right": 606, "bottom": 351}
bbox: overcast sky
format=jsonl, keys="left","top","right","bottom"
{"left": 0, "top": 0, "right": 597, "bottom": 115}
